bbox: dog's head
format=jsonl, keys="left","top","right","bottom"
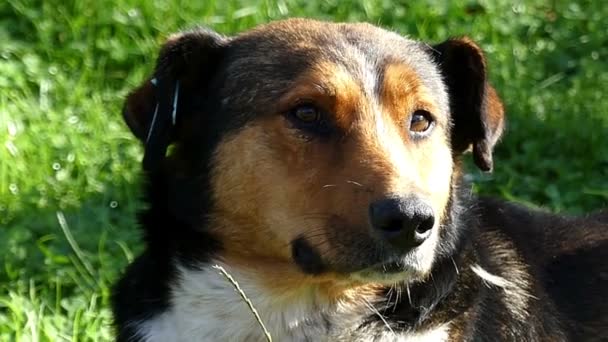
{"left": 123, "top": 19, "right": 504, "bottom": 291}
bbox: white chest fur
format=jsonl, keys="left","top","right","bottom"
{"left": 132, "top": 262, "right": 450, "bottom": 342}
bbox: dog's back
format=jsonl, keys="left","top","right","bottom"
{"left": 476, "top": 198, "right": 608, "bottom": 340}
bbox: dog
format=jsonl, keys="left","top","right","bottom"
{"left": 112, "top": 18, "right": 608, "bottom": 341}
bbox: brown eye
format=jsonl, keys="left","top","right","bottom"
{"left": 286, "top": 104, "right": 333, "bottom": 136}
{"left": 291, "top": 105, "right": 320, "bottom": 123}
{"left": 409, "top": 110, "right": 434, "bottom": 135}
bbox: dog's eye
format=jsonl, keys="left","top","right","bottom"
{"left": 291, "top": 105, "right": 321, "bottom": 124}
{"left": 286, "top": 104, "right": 332, "bottom": 136}
{"left": 409, "top": 110, "right": 434, "bottom": 135}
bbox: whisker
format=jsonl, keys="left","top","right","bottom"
{"left": 382, "top": 283, "right": 396, "bottom": 314}
{"left": 393, "top": 285, "right": 402, "bottom": 313}
{"left": 451, "top": 257, "right": 460, "bottom": 275}
{"left": 362, "top": 297, "right": 396, "bottom": 337}
{"left": 346, "top": 180, "right": 364, "bottom": 187}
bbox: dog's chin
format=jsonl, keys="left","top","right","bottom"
{"left": 291, "top": 231, "right": 439, "bottom": 284}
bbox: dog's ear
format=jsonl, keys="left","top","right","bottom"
{"left": 432, "top": 37, "right": 505, "bottom": 171}
{"left": 123, "top": 28, "right": 229, "bottom": 170}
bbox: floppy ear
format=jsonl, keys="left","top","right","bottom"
{"left": 432, "top": 37, "right": 505, "bottom": 171}
{"left": 123, "top": 28, "right": 228, "bottom": 170}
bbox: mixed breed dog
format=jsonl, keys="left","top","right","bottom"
{"left": 111, "top": 19, "right": 607, "bottom": 341}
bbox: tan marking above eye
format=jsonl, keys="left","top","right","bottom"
{"left": 380, "top": 63, "right": 445, "bottom": 136}
{"left": 277, "top": 62, "right": 362, "bottom": 132}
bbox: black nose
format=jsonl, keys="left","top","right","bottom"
{"left": 369, "top": 196, "right": 435, "bottom": 251}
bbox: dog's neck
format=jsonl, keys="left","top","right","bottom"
{"left": 134, "top": 260, "right": 359, "bottom": 341}
{"left": 133, "top": 255, "right": 471, "bottom": 342}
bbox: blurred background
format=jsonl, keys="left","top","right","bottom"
{"left": 0, "top": 0, "right": 606, "bottom": 340}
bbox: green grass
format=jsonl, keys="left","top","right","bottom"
{"left": 0, "top": 0, "right": 606, "bottom": 340}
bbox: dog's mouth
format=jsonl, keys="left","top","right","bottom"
{"left": 291, "top": 234, "right": 429, "bottom": 284}
{"left": 368, "top": 260, "right": 408, "bottom": 274}
{"left": 349, "top": 259, "right": 422, "bottom": 284}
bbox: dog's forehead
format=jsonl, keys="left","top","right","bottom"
{"left": 220, "top": 19, "right": 447, "bottom": 111}
{"left": 233, "top": 19, "right": 427, "bottom": 61}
